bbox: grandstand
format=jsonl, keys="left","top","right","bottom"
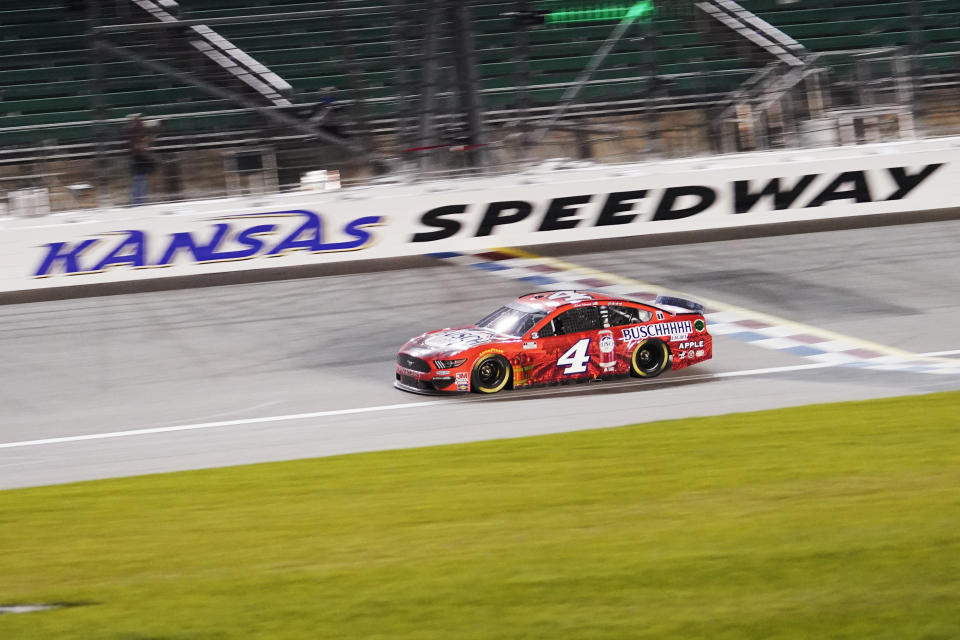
{"left": 1, "top": 0, "right": 959, "bottom": 211}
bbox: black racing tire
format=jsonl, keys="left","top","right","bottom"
{"left": 471, "top": 354, "right": 512, "bottom": 394}
{"left": 630, "top": 339, "right": 670, "bottom": 378}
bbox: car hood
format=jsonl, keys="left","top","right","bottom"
{"left": 401, "top": 326, "right": 512, "bottom": 358}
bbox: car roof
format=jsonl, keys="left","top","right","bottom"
{"left": 515, "top": 290, "right": 633, "bottom": 311}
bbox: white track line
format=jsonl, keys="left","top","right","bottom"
{"left": 0, "top": 401, "right": 445, "bottom": 450}
{"left": 0, "top": 353, "right": 956, "bottom": 451}
{"left": 714, "top": 362, "right": 836, "bottom": 377}
{"left": 920, "top": 349, "right": 960, "bottom": 357}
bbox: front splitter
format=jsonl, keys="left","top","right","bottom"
{"left": 394, "top": 380, "right": 465, "bottom": 396}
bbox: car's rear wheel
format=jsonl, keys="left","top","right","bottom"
{"left": 630, "top": 339, "right": 670, "bottom": 378}
{"left": 471, "top": 354, "right": 511, "bottom": 393}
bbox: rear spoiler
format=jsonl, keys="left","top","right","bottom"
{"left": 653, "top": 295, "right": 705, "bottom": 315}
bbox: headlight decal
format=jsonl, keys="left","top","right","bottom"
{"left": 434, "top": 358, "right": 467, "bottom": 369}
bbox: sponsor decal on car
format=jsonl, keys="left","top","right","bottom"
{"left": 598, "top": 329, "right": 616, "bottom": 369}
{"left": 599, "top": 334, "right": 615, "bottom": 353}
{"left": 696, "top": 349, "right": 705, "bottom": 357}
{"left": 456, "top": 372, "right": 469, "bottom": 382}
{"left": 34, "top": 210, "right": 382, "bottom": 277}
{"left": 677, "top": 340, "right": 705, "bottom": 350}
{"left": 547, "top": 291, "right": 595, "bottom": 304}
{"left": 694, "top": 318, "right": 706, "bottom": 332}
{"left": 523, "top": 341, "right": 537, "bottom": 349}
{"left": 424, "top": 330, "right": 493, "bottom": 350}
{"left": 621, "top": 321, "right": 693, "bottom": 342}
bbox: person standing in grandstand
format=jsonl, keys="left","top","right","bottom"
{"left": 305, "top": 87, "right": 346, "bottom": 139}
{"left": 126, "top": 114, "right": 158, "bottom": 206}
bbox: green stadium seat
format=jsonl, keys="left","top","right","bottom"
{"left": 1, "top": 0, "right": 959, "bottom": 150}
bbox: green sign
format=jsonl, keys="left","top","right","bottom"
{"left": 544, "top": 1, "right": 656, "bottom": 24}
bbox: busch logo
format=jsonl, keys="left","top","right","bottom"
{"left": 621, "top": 321, "right": 693, "bottom": 341}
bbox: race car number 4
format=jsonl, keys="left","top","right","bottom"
{"left": 557, "top": 338, "right": 591, "bottom": 374}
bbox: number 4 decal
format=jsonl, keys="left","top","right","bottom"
{"left": 557, "top": 338, "right": 591, "bottom": 374}
{"left": 548, "top": 291, "right": 594, "bottom": 303}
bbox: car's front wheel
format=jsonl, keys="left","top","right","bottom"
{"left": 471, "top": 354, "right": 511, "bottom": 393}
{"left": 630, "top": 339, "right": 670, "bottom": 378}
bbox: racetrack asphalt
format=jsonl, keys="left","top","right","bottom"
{"left": 1, "top": 219, "right": 959, "bottom": 489}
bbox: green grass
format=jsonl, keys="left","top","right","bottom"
{"left": 1, "top": 391, "right": 959, "bottom": 640}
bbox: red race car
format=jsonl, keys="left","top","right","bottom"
{"left": 396, "top": 290, "right": 712, "bottom": 394}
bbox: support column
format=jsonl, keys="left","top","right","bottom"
{"left": 513, "top": 0, "right": 533, "bottom": 158}
{"left": 88, "top": 0, "right": 111, "bottom": 207}
{"left": 416, "top": 0, "right": 440, "bottom": 171}
{"left": 449, "top": 0, "right": 486, "bottom": 168}
{"left": 390, "top": 0, "right": 417, "bottom": 158}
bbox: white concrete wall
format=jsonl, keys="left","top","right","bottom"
{"left": 3, "top": 136, "right": 959, "bottom": 293}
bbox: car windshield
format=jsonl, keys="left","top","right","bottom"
{"left": 475, "top": 305, "right": 546, "bottom": 337}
